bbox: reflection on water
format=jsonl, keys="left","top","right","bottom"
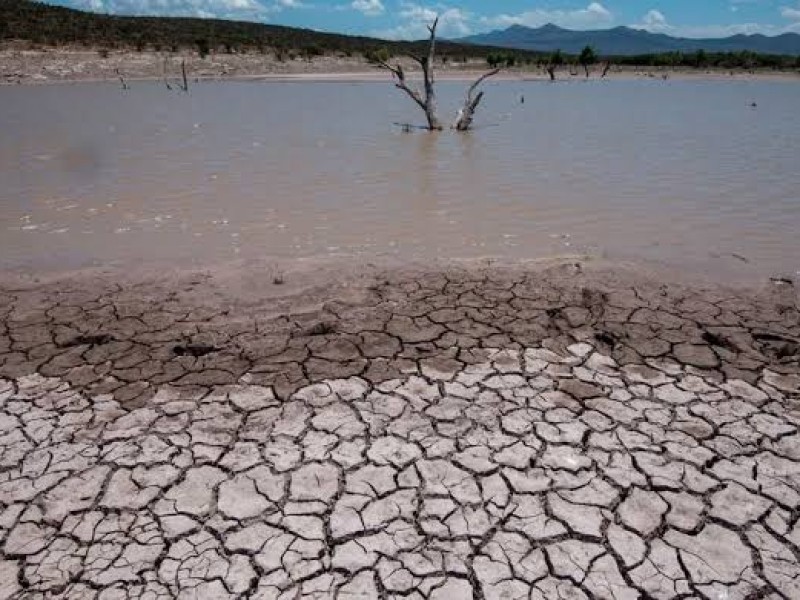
{"left": 1, "top": 79, "right": 799, "bottom": 279}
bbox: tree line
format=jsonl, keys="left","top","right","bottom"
{"left": 2, "top": 1, "right": 798, "bottom": 71}
{"left": 612, "top": 49, "right": 800, "bottom": 70}
{"left": 487, "top": 46, "right": 799, "bottom": 72}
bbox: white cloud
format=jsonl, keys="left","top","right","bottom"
{"left": 373, "top": 3, "right": 472, "bottom": 40}
{"left": 629, "top": 5, "right": 800, "bottom": 37}
{"left": 351, "top": 0, "right": 383, "bottom": 16}
{"left": 481, "top": 2, "right": 613, "bottom": 31}
{"left": 781, "top": 5, "right": 800, "bottom": 21}
{"left": 669, "top": 22, "right": 800, "bottom": 37}
{"left": 638, "top": 9, "right": 671, "bottom": 33}
{"left": 70, "top": 0, "right": 302, "bottom": 20}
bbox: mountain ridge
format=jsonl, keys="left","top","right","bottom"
{"left": 0, "top": 0, "right": 545, "bottom": 59}
{"left": 458, "top": 23, "right": 800, "bottom": 56}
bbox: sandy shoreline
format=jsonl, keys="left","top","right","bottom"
{"left": 2, "top": 47, "right": 799, "bottom": 85}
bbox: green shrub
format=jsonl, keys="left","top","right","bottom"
{"left": 195, "top": 38, "right": 210, "bottom": 58}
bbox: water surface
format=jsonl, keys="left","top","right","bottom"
{"left": 2, "top": 79, "right": 799, "bottom": 280}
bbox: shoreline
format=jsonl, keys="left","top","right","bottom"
{"left": 1, "top": 255, "right": 797, "bottom": 390}
{"left": 0, "top": 253, "right": 794, "bottom": 297}
{"left": 2, "top": 48, "right": 799, "bottom": 85}
{"left": 5, "top": 70, "right": 800, "bottom": 86}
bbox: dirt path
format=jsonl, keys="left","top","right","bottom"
{"left": 0, "top": 260, "right": 798, "bottom": 598}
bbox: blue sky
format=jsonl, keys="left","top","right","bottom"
{"left": 53, "top": 1, "right": 800, "bottom": 39}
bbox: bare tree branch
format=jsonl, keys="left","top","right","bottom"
{"left": 375, "top": 15, "right": 442, "bottom": 131}
{"left": 163, "top": 56, "right": 172, "bottom": 90}
{"left": 162, "top": 57, "right": 189, "bottom": 92}
{"left": 420, "top": 16, "right": 440, "bottom": 129}
{"left": 179, "top": 60, "right": 189, "bottom": 93}
{"left": 114, "top": 68, "right": 129, "bottom": 90}
{"left": 453, "top": 68, "right": 501, "bottom": 131}
{"left": 464, "top": 68, "right": 501, "bottom": 102}
{"left": 601, "top": 61, "right": 612, "bottom": 78}
{"left": 375, "top": 59, "right": 427, "bottom": 112}
{"left": 426, "top": 16, "right": 438, "bottom": 79}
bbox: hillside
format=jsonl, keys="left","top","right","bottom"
{"left": 3, "top": 1, "right": 798, "bottom": 74}
{"left": 0, "top": 0, "right": 543, "bottom": 61}
{"left": 460, "top": 23, "right": 800, "bottom": 57}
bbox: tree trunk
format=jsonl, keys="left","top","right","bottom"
{"left": 163, "top": 56, "right": 172, "bottom": 90}
{"left": 180, "top": 60, "right": 189, "bottom": 92}
{"left": 375, "top": 17, "right": 442, "bottom": 131}
{"left": 419, "top": 27, "right": 441, "bottom": 130}
{"left": 453, "top": 68, "right": 501, "bottom": 131}
{"left": 114, "top": 68, "right": 128, "bottom": 90}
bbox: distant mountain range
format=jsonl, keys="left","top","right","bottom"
{"left": 459, "top": 24, "right": 800, "bottom": 56}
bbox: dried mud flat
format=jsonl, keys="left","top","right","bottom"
{"left": 0, "top": 260, "right": 799, "bottom": 599}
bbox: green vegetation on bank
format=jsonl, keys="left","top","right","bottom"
{"left": 612, "top": 49, "right": 800, "bottom": 70}
{"left": 486, "top": 44, "right": 800, "bottom": 72}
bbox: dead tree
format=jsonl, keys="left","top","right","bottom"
{"left": 163, "top": 56, "right": 172, "bottom": 90}
{"left": 546, "top": 63, "right": 557, "bottom": 81}
{"left": 178, "top": 60, "right": 189, "bottom": 92}
{"left": 601, "top": 61, "right": 612, "bottom": 78}
{"left": 114, "top": 68, "right": 129, "bottom": 90}
{"left": 376, "top": 17, "right": 442, "bottom": 130}
{"left": 376, "top": 16, "right": 498, "bottom": 132}
{"left": 453, "top": 68, "right": 501, "bottom": 131}
{"left": 163, "top": 58, "right": 189, "bottom": 92}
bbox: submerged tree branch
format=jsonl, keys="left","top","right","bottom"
{"left": 179, "top": 59, "right": 189, "bottom": 92}
{"left": 375, "top": 60, "right": 427, "bottom": 112}
{"left": 375, "top": 16, "right": 441, "bottom": 131}
{"left": 453, "top": 68, "right": 501, "bottom": 131}
{"left": 161, "top": 57, "right": 189, "bottom": 92}
{"left": 114, "top": 68, "right": 128, "bottom": 90}
{"left": 375, "top": 17, "right": 441, "bottom": 130}
{"left": 163, "top": 55, "right": 172, "bottom": 90}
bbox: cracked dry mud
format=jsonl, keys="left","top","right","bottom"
{"left": 1, "top": 263, "right": 799, "bottom": 599}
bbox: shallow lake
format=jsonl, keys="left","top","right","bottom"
{"left": 1, "top": 78, "right": 799, "bottom": 280}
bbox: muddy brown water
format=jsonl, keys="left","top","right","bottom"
{"left": 1, "top": 79, "right": 799, "bottom": 281}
